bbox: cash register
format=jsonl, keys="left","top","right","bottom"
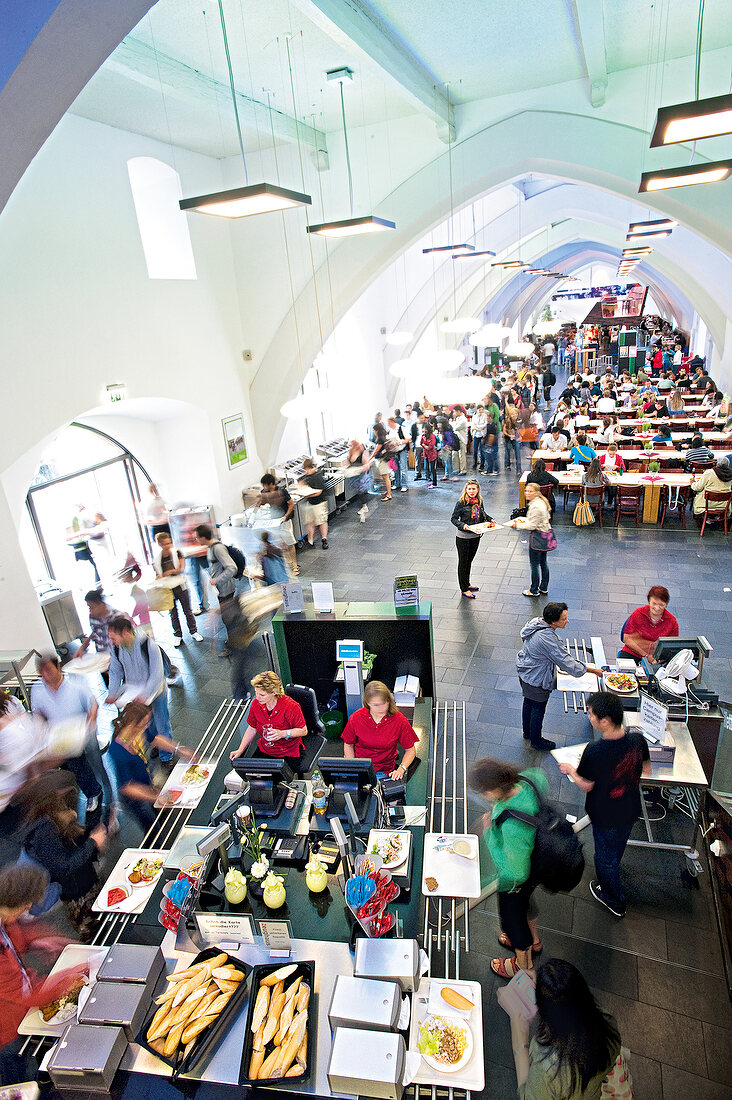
{"left": 641, "top": 635, "right": 719, "bottom": 716}
{"left": 310, "top": 757, "right": 379, "bottom": 835}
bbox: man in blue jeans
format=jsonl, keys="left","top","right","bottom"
{"left": 559, "top": 691, "right": 650, "bottom": 918}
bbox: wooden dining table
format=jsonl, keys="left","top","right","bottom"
{"left": 518, "top": 468, "right": 694, "bottom": 524}
{"left": 531, "top": 447, "right": 730, "bottom": 467}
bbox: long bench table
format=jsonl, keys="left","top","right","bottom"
{"left": 518, "top": 469, "right": 694, "bottom": 523}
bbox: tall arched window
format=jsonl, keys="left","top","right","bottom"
{"left": 127, "top": 157, "right": 197, "bottom": 280}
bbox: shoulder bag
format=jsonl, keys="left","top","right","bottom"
{"left": 529, "top": 529, "right": 558, "bottom": 552}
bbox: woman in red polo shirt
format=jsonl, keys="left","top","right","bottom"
{"left": 341, "top": 681, "right": 418, "bottom": 780}
{"left": 229, "top": 671, "right": 306, "bottom": 759}
{"left": 620, "top": 585, "right": 679, "bottom": 662}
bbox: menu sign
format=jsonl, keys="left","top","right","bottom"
{"left": 393, "top": 575, "right": 419, "bottom": 608}
{"left": 194, "top": 913, "right": 255, "bottom": 944}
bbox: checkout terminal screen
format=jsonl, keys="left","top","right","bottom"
{"left": 712, "top": 703, "right": 732, "bottom": 797}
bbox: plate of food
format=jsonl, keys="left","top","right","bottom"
{"left": 604, "top": 672, "right": 638, "bottom": 695}
{"left": 181, "top": 763, "right": 210, "bottom": 788}
{"left": 40, "top": 974, "right": 89, "bottom": 1027}
{"left": 367, "top": 829, "right": 410, "bottom": 871}
{"left": 418, "top": 1013, "right": 473, "bottom": 1074}
{"left": 104, "top": 884, "right": 130, "bottom": 908}
{"left": 470, "top": 521, "right": 500, "bottom": 533}
{"left": 127, "top": 855, "right": 164, "bottom": 889}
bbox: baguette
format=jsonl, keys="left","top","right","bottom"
{"left": 252, "top": 1020, "right": 266, "bottom": 1051}
{"left": 275, "top": 996, "right": 296, "bottom": 1046}
{"left": 257, "top": 1047, "right": 282, "bottom": 1080}
{"left": 155, "top": 987, "right": 177, "bottom": 1005}
{"left": 215, "top": 978, "right": 239, "bottom": 994}
{"left": 282, "top": 976, "right": 302, "bottom": 1003}
{"left": 440, "top": 986, "right": 474, "bottom": 1012}
{"left": 181, "top": 1013, "right": 217, "bottom": 1045}
{"left": 208, "top": 992, "right": 233, "bottom": 1016}
{"left": 261, "top": 964, "right": 297, "bottom": 986}
{"left": 285, "top": 1065, "right": 304, "bottom": 1077}
{"left": 163, "top": 1019, "right": 187, "bottom": 1058}
{"left": 285, "top": 1009, "right": 308, "bottom": 1053}
{"left": 147, "top": 1003, "right": 173, "bottom": 1042}
{"left": 271, "top": 1029, "right": 299, "bottom": 1077}
{"left": 251, "top": 986, "right": 270, "bottom": 1033}
{"left": 262, "top": 991, "right": 286, "bottom": 1045}
{"left": 271, "top": 979, "right": 284, "bottom": 1002}
{"left": 212, "top": 966, "right": 244, "bottom": 982}
{"left": 296, "top": 1030, "right": 307, "bottom": 1070}
{"left": 166, "top": 962, "right": 206, "bottom": 983}
{"left": 294, "top": 983, "right": 310, "bottom": 1015}
{"left": 248, "top": 1049, "right": 265, "bottom": 1079}
{"left": 149, "top": 1038, "right": 167, "bottom": 1057}
{"left": 172, "top": 969, "right": 209, "bottom": 1008}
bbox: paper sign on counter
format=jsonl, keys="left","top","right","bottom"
{"left": 194, "top": 914, "right": 255, "bottom": 944}
{"left": 259, "top": 920, "right": 292, "bottom": 955}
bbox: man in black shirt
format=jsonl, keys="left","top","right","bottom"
{"left": 299, "top": 458, "right": 329, "bottom": 549}
{"left": 559, "top": 691, "right": 650, "bottom": 918}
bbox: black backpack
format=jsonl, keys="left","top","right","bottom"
{"left": 215, "top": 540, "right": 246, "bottom": 580}
{"left": 494, "top": 775, "right": 584, "bottom": 894}
{"left": 113, "top": 636, "right": 174, "bottom": 680}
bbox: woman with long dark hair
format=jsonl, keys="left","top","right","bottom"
{"left": 509, "top": 958, "right": 623, "bottom": 1099}
{"left": 21, "top": 770, "right": 107, "bottom": 941}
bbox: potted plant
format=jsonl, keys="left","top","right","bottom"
{"left": 649, "top": 460, "right": 661, "bottom": 473}
{"left": 239, "top": 810, "right": 269, "bottom": 895}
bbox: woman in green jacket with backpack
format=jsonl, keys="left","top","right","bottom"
{"left": 470, "top": 759, "right": 548, "bottom": 979}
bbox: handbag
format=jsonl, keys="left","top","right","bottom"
{"left": 147, "top": 585, "right": 175, "bottom": 612}
{"left": 529, "top": 529, "right": 558, "bottom": 552}
{"left": 601, "top": 1047, "right": 634, "bottom": 1098}
{"left": 573, "top": 500, "right": 595, "bottom": 526}
{"left": 519, "top": 425, "right": 539, "bottom": 443}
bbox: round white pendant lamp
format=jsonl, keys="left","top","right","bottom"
{"left": 469, "top": 324, "right": 511, "bottom": 347}
{"left": 385, "top": 331, "right": 414, "bottom": 347}
{"left": 505, "top": 340, "right": 535, "bottom": 357}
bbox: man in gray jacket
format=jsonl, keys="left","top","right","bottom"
{"left": 516, "top": 603, "right": 603, "bottom": 750}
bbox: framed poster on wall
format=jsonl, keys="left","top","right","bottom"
{"left": 222, "top": 414, "right": 248, "bottom": 468}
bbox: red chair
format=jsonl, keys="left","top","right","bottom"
{"left": 615, "top": 485, "right": 643, "bottom": 527}
{"left": 659, "top": 485, "right": 690, "bottom": 529}
{"left": 625, "top": 458, "right": 649, "bottom": 472}
{"left": 580, "top": 484, "right": 605, "bottom": 527}
{"left": 699, "top": 490, "right": 732, "bottom": 536}
{"left": 543, "top": 461, "right": 556, "bottom": 471}
{"left": 563, "top": 478, "right": 582, "bottom": 512}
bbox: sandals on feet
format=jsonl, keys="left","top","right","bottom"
{"left": 498, "top": 932, "right": 542, "bottom": 953}
{"left": 491, "top": 956, "right": 521, "bottom": 979}
{"left": 522, "top": 589, "right": 540, "bottom": 597}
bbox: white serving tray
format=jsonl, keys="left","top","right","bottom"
{"left": 92, "top": 847, "right": 166, "bottom": 914}
{"left": 18, "top": 945, "right": 107, "bottom": 1036}
{"left": 421, "top": 833, "right": 481, "bottom": 898}
{"left": 154, "top": 757, "right": 215, "bottom": 809}
{"left": 556, "top": 670, "right": 600, "bottom": 694}
{"left": 409, "top": 977, "right": 484, "bottom": 1092}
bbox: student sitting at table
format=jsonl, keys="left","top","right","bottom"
{"left": 539, "top": 426, "right": 568, "bottom": 452}
{"left": 691, "top": 458, "right": 732, "bottom": 521}
{"left": 569, "top": 433, "right": 597, "bottom": 465}
{"left": 684, "top": 434, "right": 715, "bottom": 468}
{"left": 667, "top": 389, "right": 686, "bottom": 417}
{"left": 594, "top": 416, "right": 615, "bottom": 445}
{"left": 341, "top": 681, "right": 418, "bottom": 781}
{"left": 229, "top": 671, "right": 306, "bottom": 761}
{"left": 649, "top": 397, "right": 670, "bottom": 418}
{"left": 652, "top": 425, "right": 673, "bottom": 444}
{"left": 599, "top": 443, "right": 626, "bottom": 474}
{"left": 526, "top": 460, "right": 559, "bottom": 517}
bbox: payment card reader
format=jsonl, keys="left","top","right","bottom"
{"left": 337, "top": 638, "right": 365, "bottom": 717}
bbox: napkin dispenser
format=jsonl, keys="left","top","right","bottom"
{"left": 354, "top": 937, "right": 420, "bottom": 993}
{"left": 328, "top": 1027, "right": 405, "bottom": 1099}
{"left": 48, "top": 1023, "right": 127, "bottom": 1092}
{"left": 78, "top": 980, "right": 151, "bottom": 1041}
{"left": 96, "top": 944, "right": 164, "bottom": 992}
{"left": 328, "top": 975, "right": 402, "bottom": 1032}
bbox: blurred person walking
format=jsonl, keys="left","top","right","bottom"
{"left": 298, "top": 459, "right": 330, "bottom": 547}
{"left": 451, "top": 405, "right": 469, "bottom": 474}
{"left": 153, "top": 531, "right": 203, "bottom": 648}
{"left": 106, "top": 616, "right": 176, "bottom": 760}
{"left": 31, "top": 655, "right": 106, "bottom": 822}
{"left": 258, "top": 473, "right": 299, "bottom": 575}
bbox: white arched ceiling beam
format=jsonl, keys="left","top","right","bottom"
{"left": 0, "top": 0, "right": 156, "bottom": 215}
{"left": 250, "top": 109, "right": 732, "bottom": 461}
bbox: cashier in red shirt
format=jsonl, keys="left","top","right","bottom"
{"left": 341, "top": 681, "right": 418, "bottom": 780}
{"left": 620, "top": 585, "right": 679, "bottom": 663}
{"left": 229, "top": 671, "right": 306, "bottom": 759}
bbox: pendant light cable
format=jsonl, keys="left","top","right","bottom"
{"left": 217, "top": 0, "right": 248, "bottom": 181}
{"left": 339, "top": 81, "right": 354, "bottom": 218}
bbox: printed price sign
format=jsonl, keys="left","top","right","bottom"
{"left": 259, "top": 920, "right": 292, "bottom": 957}
{"left": 393, "top": 574, "right": 419, "bottom": 608}
{"left": 194, "top": 914, "right": 255, "bottom": 944}
{"left": 282, "top": 582, "right": 305, "bottom": 613}
{"left": 639, "top": 693, "right": 668, "bottom": 744}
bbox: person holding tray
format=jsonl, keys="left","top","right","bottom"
{"left": 450, "top": 480, "right": 494, "bottom": 600}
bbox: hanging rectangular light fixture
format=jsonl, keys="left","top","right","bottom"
{"left": 309, "top": 68, "right": 396, "bottom": 239}
{"left": 639, "top": 159, "right": 732, "bottom": 191}
{"left": 307, "top": 215, "right": 396, "bottom": 238}
{"left": 491, "top": 260, "right": 529, "bottom": 268}
{"left": 423, "top": 243, "right": 474, "bottom": 254}
{"left": 650, "top": 93, "right": 732, "bottom": 146}
{"left": 628, "top": 218, "right": 677, "bottom": 231}
{"left": 180, "top": 183, "right": 311, "bottom": 219}
{"left": 626, "top": 229, "right": 672, "bottom": 240}
{"left": 452, "top": 249, "right": 495, "bottom": 259}
{"left": 622, "top": 247, "right": 653, "bottom": 256}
